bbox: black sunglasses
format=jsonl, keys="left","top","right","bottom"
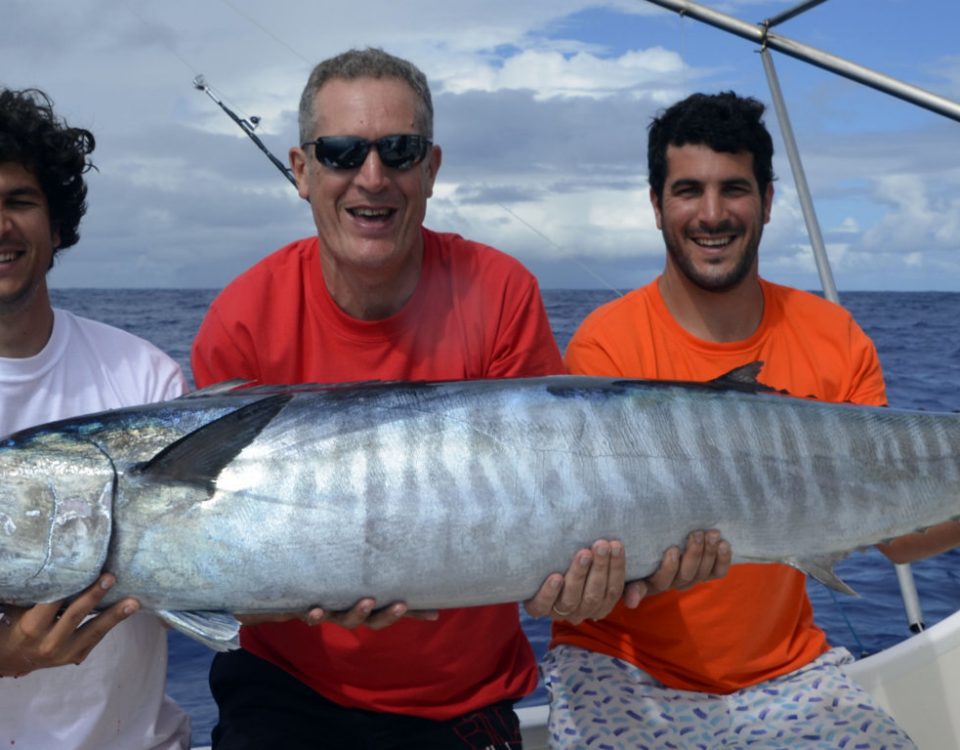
{"left": 301, "top": 134, "right": 432, "bottom": 171}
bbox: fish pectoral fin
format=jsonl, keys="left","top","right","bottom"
{"left": 135, "top": 394, "right": 292, "bottom": 491}
{"left": 157, "top": 609, "right": 241, "bottom": 652}
{"left": 787, "top": 555, "right": 858, "bottom": 596}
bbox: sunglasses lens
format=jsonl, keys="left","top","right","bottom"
{"left": 308, "top": 135, "right": 430, "bottom": 170}
{"left": 377, "top": 135, "right": 428, "bottom": 170}
{"left": 316, "top": 137, "right": 370, "bottom": 169}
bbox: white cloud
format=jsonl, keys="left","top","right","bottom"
{"left": 428, "top": 180, "right": 658, "bottom": 263}
{"left": 439, "top": 48, "right": 687, "bottom": 100}
{"left": 904, "top": 252, "right": 924, "bottom": 267}
{"left": 862, "top": 172, "right": 960, "bottom": 251}
{"left": 3, "top": 0, "right": 958, "bottom": 290}
{"left": 834, "top": 217, "right": 860, "bottom": 234}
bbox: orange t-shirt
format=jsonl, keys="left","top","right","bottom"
{"left": 192, "top": 229, "right": 564, "bottom": 719}
{"left": 552, "top": 277, "right": 887, "bottom": 693}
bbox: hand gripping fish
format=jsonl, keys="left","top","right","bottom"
{"left": 1, "top": 366, "right": 957, "bottom": 650}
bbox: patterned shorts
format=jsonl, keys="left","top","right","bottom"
{"left": 541, "top": 645, "right": 917, "bottom": 749}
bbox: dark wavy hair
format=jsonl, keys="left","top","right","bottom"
{"left": 0, "top": 88, "right": 95, "bottom": 261}
{"left": 647, "top": 91, "right": 775, "bottom": 203}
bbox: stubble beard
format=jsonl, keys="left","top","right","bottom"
{"left": 665, "top": 230, "right": 761, "bottom": 294}
{"left": 0, "top": 274, "right": 45, "bottom": 319}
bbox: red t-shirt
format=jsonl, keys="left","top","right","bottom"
{"left": 552, "top": 277, "right": 887, "bottom": 693}
{"left": 192, "top": 228, "right": 563, "bottom": 719}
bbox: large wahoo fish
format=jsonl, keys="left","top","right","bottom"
{"left": 1, "top": 367, "right": 958, "bottom": 649}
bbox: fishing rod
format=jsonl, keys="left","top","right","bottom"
{"left": 192, "top": 77, "right": 622, "bottom": 295}
{"left": 193, "top": 75, "right": 297, "bottom": 188}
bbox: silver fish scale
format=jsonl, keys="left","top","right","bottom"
{"left": 1, "top": 376, "right": 958, "bottom": 622}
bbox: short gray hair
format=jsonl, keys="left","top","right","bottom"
{"left": 298, "top": 48, "right": 434, "bottom": 142}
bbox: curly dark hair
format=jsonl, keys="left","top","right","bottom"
{"left": 0, "top": 87, "right": 95, "bottom": 261}
{"left": 647, "top": 91, "right": 775, "bottom": 203}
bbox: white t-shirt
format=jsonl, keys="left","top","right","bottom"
{"left": 0, "top": 308, "right": 192, "bottom": 750}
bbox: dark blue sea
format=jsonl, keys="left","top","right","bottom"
{"left": 48, "top": 288, "right": 960, "bottom": 745}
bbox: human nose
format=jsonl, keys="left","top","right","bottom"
{"left": 353, "top": 148, "right": 388, "bottom": 191}
{"left": 697, "top": 188, "right": 726, "bottom": 225}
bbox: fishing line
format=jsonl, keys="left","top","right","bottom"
{"left": 205, "top": 2, "right": 627, "bottom": 293}
{"left": 826, "top": 587, "right": 870, "bottom": 658}
{"left": 496, "top": 203, "right": 623, "bottom": 296}
{"left": 123, "top": 0, "right": 632, "bottom": 293}
{"left": 216, "top": 0, "right": 312, "bottom": 64}
{"left": 120, "top": 0, "right": 262, "bottom": 128}
{"left": 119, "top": 0, "right": 204, "bottom": 81}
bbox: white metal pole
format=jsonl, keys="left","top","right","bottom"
{"left": 759, "top": 48, "right": 839, "bottom": 304}
{"left": 641, "top": 0, "right": 960, "bottom": 123}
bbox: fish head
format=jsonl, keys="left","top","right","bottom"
{"left": 0, "top": 430, "right": 115, "bottom": 604}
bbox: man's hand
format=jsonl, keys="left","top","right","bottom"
{"left": 0, "top": 574, "right": 139, "bottom": 678}
{"left": 524, "top": 531, "right": 732, "bottom": 625}
{"left": 645, "top": 530, "right": 732, "bottom": 595}
{"left": 237, "top": 600, "right": 439, "bottom": 631}
{"left": 525, "top": 540, "right": 644, "bottom": 625}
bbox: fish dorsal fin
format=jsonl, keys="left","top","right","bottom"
{"left": 135, "top": 394, "right": 291, "bottom": 491}
{"left": 708, "top": 362, "right": 777, "bottom": 394}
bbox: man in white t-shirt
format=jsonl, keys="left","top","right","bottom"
{"left": 0, "top": 87, "right": 191, "bottom": 749}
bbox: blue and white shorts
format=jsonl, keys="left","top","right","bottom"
{"left": 541, "top": 645, "right": 917, "bottom": 749}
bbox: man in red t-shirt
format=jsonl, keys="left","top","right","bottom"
{"left": 543, "top": 91, "right": 958, "bottom": 748}
{"left": 191, "top": 48, "right": 721, "bottom": 750}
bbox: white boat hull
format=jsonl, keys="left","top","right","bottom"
{"left": 846, "top": 608, "right": 960, "bottom": 750}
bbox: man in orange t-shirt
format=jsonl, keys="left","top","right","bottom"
{"left": 543, "top": 92, "right": 927, "bottom": 748}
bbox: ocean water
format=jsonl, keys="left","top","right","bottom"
{"left": 48, "top": 287, "right": 960, "bottom": 744}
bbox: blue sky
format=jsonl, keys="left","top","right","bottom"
{"left": 2, "top": 0, "right": 959, "bottom": 291}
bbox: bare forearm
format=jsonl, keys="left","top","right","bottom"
{"left": 878, "top": 521, "right": 960, "bottom": 564}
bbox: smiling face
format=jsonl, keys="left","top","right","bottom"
{"left": 289, "top": 76, "right": 441, "bottom": 317}
{"left": 652, "top": 143, "right": 772, "bottom": 293}
{"left": 0, "top": 161, "right": 58, "bottom": 316}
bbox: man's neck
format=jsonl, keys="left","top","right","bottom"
{"left": 657, "top": 267, "right": 764, "bottom": 343}
{"left": 0, "top": 284, "right": 54, "bottom": 358}
{"left": 319, "top": 251, "right": 423, "bottom": 321}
